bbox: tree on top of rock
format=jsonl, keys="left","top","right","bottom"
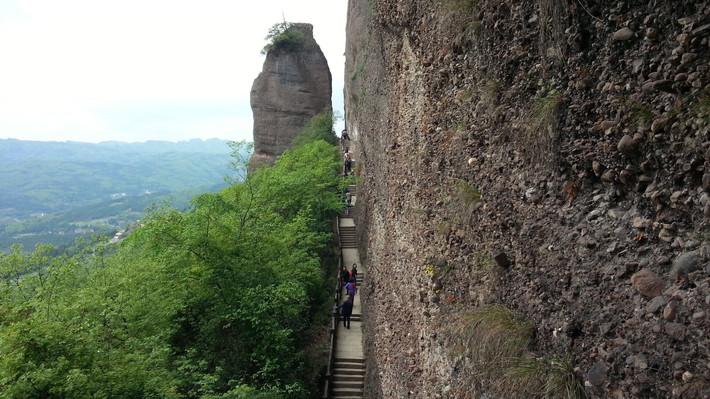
{"left": 262, "top": 22, "right": 305, "bottom": 54}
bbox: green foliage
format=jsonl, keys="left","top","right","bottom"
{"left": 262, "top": 22, "right": 305, "bottom": 55}
{"left": 625, "top": 99, "right": 653, "bottom": 128}
{"left": 292, "top": 111, "right": 337, "bottom": 147}
{"left": 454, "top": 180, "right": 482, "bottom": 206}
{"left": 691, "top": 90, "right": 710, "bottom": 123}
{"left": 0, "top": 140, "right": 343, "bottom": 398}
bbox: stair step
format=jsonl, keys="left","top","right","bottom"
{"left": 334, "top": 363, "right": 365, "bottom": 370}
{"left": 334, "top": 358, "right": 365, "bottom": 364}
{"left": 332, "top": 375, "right": 364, "bottom": 382}
{"left": 334, "top": 365, "right": 366, "bottom": 371}
{"left": 332, "top": 388, "right": 364, "bottom": 396}
{"left": 332, "top": 368, "right": 365, "bottom": 376}
{"left": 332, "top": 380, "right": 364, "bottom": 389}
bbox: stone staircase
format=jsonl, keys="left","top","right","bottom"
{"left": 326, "top": 196, "right": 365, "bottom": 399}
{"left": 331, "top": 358, "right": 365, "bottom": 398}
{"left": 340, "top": 226, "right": 357, "bottom": 248}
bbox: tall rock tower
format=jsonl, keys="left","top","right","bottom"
{"left": 249, "top": 23, "right": 332, "bottom": 170}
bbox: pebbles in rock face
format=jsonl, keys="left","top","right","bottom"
{"left": 664, "top": 322, "right": 686, "bottom": 340}
{"left": 671, "top": 252, "right": 701, "bottom": 280}
{"left": 631, "top": 269, "right": 665, "bottom": 298}
{"left": 613, "top": 27, "right": 634, "bottom": 41}
{"left": 663, "top": 300, "right": 678, "bottom": 321}
{"left": 586, "top": 361, "right": 608, "bottom": 387}
{"left": 646, "top": 296, "right": 667, "bottom": 313}
{"left": 617, "top": 135, "right": 637, "bottom": 155}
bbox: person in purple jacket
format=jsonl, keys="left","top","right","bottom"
{"left": 344, "top": 277, "right": 357, "bottom": 299}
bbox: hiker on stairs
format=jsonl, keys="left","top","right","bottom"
{"left": 338, "top": 295, "right": 354, "bottom": 329}
{"left": 340, "top": 129, "right": 350, "bottom": 153}
{"left": 343, "top": 151, "right": 353, "bottom": 176}
{"left": 344, "top": 277, "right": 357, "bottom": 300}
{"left": 350, "top": 263, "right": 358, "bottom": 282}
{"left": 340, "top": 266, "right": 350, "bottom": 293}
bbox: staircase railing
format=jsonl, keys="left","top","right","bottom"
{"left": 323, "top": 216, "right": 344, "bottom": 398}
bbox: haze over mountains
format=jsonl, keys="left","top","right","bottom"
{"left": 0, "top": 138, "right": 243, "bottom": 250}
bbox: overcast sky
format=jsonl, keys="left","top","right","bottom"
{"left": 0, "top": 0, "right": 346, "bottom": 143}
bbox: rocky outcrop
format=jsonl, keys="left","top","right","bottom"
{"left": 249, "top": 23, "right": 332, "bottom": 170}
{"left": 346, "top": 0, "right": 710, "bottom": 398}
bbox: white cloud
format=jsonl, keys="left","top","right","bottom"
{"left": 0, "top": 0, "right": 346, "bottom": 142}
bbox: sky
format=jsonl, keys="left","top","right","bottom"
{"left": 0, "top": 0, "right": 346, "bottom": 143}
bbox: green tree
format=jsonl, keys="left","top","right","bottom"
{"left": 261, "top": 22, "right": 305, "bottom": 55}
{"left": 0, "top": 139, "right": 343, "bottom": 398}
{"left": 292, "top": 112, "right": 337, "bottom": 148}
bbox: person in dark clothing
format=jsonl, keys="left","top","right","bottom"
{"left": 339, "top": 296, "right": 354, "bottom": 329}
{"left": 344, "top": 152, "right": 353, "bottom": 176}
{"left": 350, "top": 263, "right": 358, "bottom": 281}
{"left": 340, "top": 266, "right": 350, "bottom": 292}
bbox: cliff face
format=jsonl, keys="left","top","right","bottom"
{"left": 250, "top": 23, "right": 332, "bottom": 169}
{"left": 346, "top": 0, "right": 710, "bottom": 398}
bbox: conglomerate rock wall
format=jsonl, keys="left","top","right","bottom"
{"left": 250, "top": 23, "right": 332, "bottom": 169}
{"left": 345, "top": 0, "right": 710, "bottom": 397}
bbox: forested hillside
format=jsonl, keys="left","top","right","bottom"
{"left": 0, "top": 133, "right": 344, "bottom": 398}
{"left": 0, "top": 139, "right": 243, "bottom": 250}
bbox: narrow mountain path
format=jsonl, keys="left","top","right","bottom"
{"left": 331, "top": 186, "right": 365, "bottom": 398}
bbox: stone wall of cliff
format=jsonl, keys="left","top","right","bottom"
{"left": 250, "top": 23, "right": 332, "bottom": 170}
{"left": 345, "top": 0, "right": 710, "bottom": 397}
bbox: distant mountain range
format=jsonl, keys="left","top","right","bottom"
{"left": 0, "top": 138, "right": 249, "bottom": 250}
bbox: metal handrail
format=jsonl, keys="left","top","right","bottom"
{"left": 323, "top": 215, "right": 345, "bottom": 399}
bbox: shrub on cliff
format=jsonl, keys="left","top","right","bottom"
{"left": 262, "top": 22, "right": 305, "bottom": 54}
{"left": 292, "top": 111, "right": 337, "bottom": 147}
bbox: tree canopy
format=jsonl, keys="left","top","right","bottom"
{"left": 0, "top": 137, "right": 344, "bottom": 398}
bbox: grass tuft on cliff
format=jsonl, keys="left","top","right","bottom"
{"left": 521, "top": 89, "right": 561, "bottom": 168}
{"left": 448, "top": 305, "right": 585, "bottom": 398}
{"left": 443, "top": 0, "right": 478, "bottom": 13}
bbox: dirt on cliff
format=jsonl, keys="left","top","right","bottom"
{"left": 345, "top": 0, "right": 710, "bottom": 398}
